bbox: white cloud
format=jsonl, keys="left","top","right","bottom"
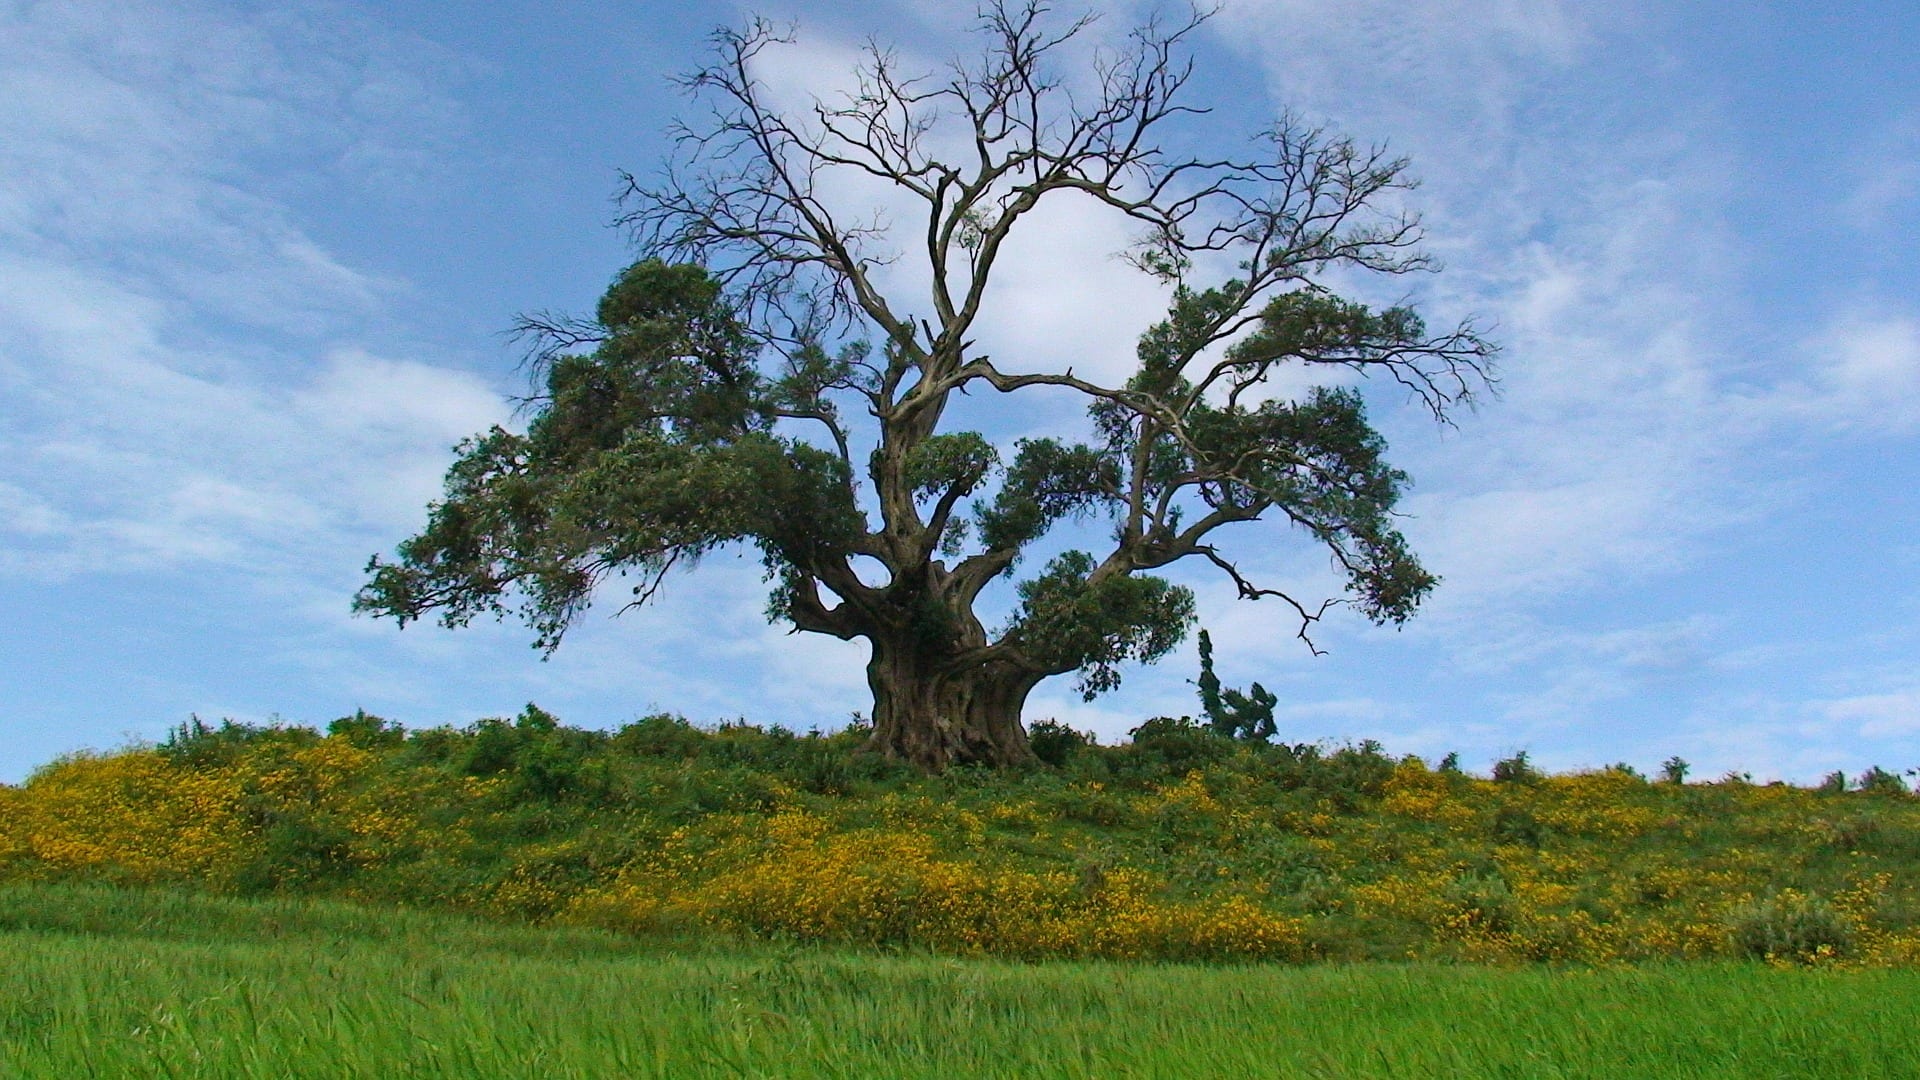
{"left": 0, "top": 255, "right": 170, "bottom": 382}
{"left": 1211, "top": 0, "right": 1613, "bottom": 202}
{"left": 296, "top": 350, "right": 506, "bottom": 444}
{"left": 0, "top": 2, "right": 434, "bottom": 335}
{"left": 1821, "top": 692, "right": 1920, "bottom": 739}
{"left": 0, "top": 482, "right": 66, "bottom": 537}
{"left": 0, "top": 272, "right": 508, "bottom": 577}
{"left": 1022, "top": 694, "right": 1168, "bottom": 745}
{"left": 1792, "top": 312, "right": 1920, "bottom": 434}
{"left": 0, "top": 0, "right": 506, "bottom": 587}
{"left": 1192, "top": 0, "right": 1806, "bottom": 637}
{"left": 1843, "top": 113, "right": 1920, "bottom": 229}
{"left": 1222, "top": 0, "right": 1593, "bottom": 63}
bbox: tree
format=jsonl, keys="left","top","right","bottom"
{"left": 355, "top": 2, "right": 1494, "bottom": 771}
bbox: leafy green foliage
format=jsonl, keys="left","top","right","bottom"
{"left": 1225, "top": 291, "right": 1431, "bottom": 373}
{"left": 1009, "top": 551, "right": 1194, "bottom": 697}
{"left": 1857, "top": 767, "right": 1912, "bottom": 796}
{"left": 901, "top": 432, "right": 998, "bottom": 504}
{"left": 1123, "top": 715, "right": 1237, "bottom": 774}
{"left": 1189, "top": 386, "right": 1434, "bottom": 623}
{"left": 158, "top": 715, "right": 318, "bottom": 768}
{"left": 1492, "top": 751, "right": 1542, "bottom": 785}
{"left": 1081, "top": 285, "right": 1448, "bottom": 631}
{"left": 975, "top": 439, "right": 1118, "bottom": 553}
{"left": 1025, "top": 719, "right": 1094, "bottom": 768}
{"left": 356, "top": 261, "right": 864, "bottom": 653}
{"left": 327, "top": 710, "right": 405, "bottom": 750}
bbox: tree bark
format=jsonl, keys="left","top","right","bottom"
{"left": 862, "top": 633, "right": 1042, "bottom": 770}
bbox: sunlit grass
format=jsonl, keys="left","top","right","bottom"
{"left": 4, "top": 883, "right": 1918, "bottom": 1078}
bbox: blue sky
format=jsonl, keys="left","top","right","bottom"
{"left": 3, "top": 0, "right": 1917, "bottom": 784}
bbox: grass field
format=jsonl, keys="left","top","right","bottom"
{"left": 4, "top": 883, "right": 1917, "bottom": 1079}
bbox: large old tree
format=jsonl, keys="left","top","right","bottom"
{"left": 356, "top": 2, "right": 1493, "bottom": 770}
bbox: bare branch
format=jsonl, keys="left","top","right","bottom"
{"left": 1195, "top": 545, "right": 1340, "bottom": 656}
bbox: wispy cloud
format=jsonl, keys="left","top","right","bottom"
{"left": 1822, "top": 691, "right": 1920, "bottom": 739}
{"left": 0, "top": 0, "right": 503, "bottom": 587}
{"left": 1788, "top": 311, "right": 1920, "bottom": 434}
{"left": 1843, "top": 113, "right": 1920, "bottom": 230}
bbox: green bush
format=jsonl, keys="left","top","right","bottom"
{"left": 1727, "top": 890, "right": 1853, "bottom": 963}
{"left": 158, "top": 715, "right": 318, "bottom": 768}
{"left": 1857, "top": 767, "right": 1911, "bottom": 796}
{"left": 1443, "top": 870, "right": 1514, "bottom": 934}
{"left": 326, "top": 710, "right": 404, "bottom": 750}
{"left": 1027, "top": 719, "right": 1093, "bottom": 768}
{"left": 610, "top": 713, "right": 709, "bottom": 759}
{"left": 1490, "top": 805, "right": 1546, "bottom": 847}
{"left": 1123, "top": 716, "right": 1233, "bottom": 775}
{"left": 1491, "top": 751, "right": 1540, "bottom": 785}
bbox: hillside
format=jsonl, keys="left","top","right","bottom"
{"left": 3, "top": 708, "right": 1916, "bottom": 965}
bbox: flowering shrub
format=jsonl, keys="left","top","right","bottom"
{"left": 3, "top": 752, "right": 249, "bottom": 884}
{"left": 563, "top": 808, "right": 1308, "bottom": 961}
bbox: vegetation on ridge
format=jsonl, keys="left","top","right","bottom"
{"left": 3, "top": 707, "right": 1917, "bottom": 966}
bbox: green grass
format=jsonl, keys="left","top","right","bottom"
{"left": 3, "top": 883, "right": 1917, "bottom": 1078}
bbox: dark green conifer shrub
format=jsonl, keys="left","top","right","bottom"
{"left": 1195, "top": 629, "right": 1278, "bottom": 742}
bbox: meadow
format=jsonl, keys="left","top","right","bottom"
{"left": 5, "top": 883, "right": 1919, "bottom": 1078}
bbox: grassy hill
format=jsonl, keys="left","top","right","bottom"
{"left": 2, "top": 707, "right": 1917, "bottom": 965}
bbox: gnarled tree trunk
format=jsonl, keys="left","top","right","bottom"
{"left": 862, "top": 633, "right": 1041, "bottom": 769}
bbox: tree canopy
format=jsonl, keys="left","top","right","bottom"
{"left": 356, "top": 1, "right": 1494, "bottom": 770}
